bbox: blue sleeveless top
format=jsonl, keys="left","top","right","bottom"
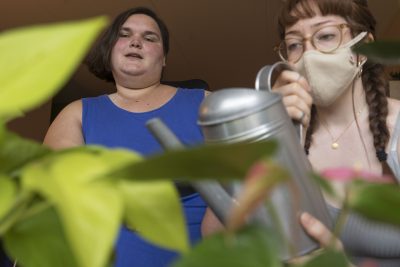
{"left": 82, "top": 88, "right": 207, "bottom": 267}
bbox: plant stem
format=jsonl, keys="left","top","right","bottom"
{"left": 0, "top": 191, "right": 34, "bottom": 235}
{"left": 331, "top": 186, "right": 350, "bottom": 247}
{"left": 19, "top": 201, "right": 51, "bottom": 221}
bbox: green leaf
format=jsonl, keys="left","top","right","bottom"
{"left": 112, "top": 140, "right": 277, "bottom": 181}
{"left": 0, "top": 16, "right": 108, "bottom": 120}
{"left": 354, "top": 41, "right": 400, "bottom": 65}
{"left": 0, "top": 175, "right": 16, "bottom": 219}
{"left": 348, "top": 181, "right": 400, "bottom": 226}
{"left": 21, "top": 147, "right": 141, "bottom": 267}
{"left": 3, "top": 207, "right": 79, "bottom": 267}
{"left": 300, "top": 249, "right": 349, "bottom": 267}
{"left": 118, "top": 180, "right": 188, "bottom": 253}
{"left": 0, "top": 129, "right": 50, "bottom": 174}
{"left": 173, "top": 225, "right": 282, "bottom": 267}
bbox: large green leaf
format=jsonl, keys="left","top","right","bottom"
{"left": 348, "top": 181, "right": 400, "bottom": 226}
{"left": 173, "top": 225, "right": 282, "bottom": 267}
{"left": 0, "top": 16, "right": 108, "bottom": 120}
{"left": 354, "top": 41, "right": 400, "bottom": 65}
{"left": 112, "top": 140, "right": 277, "bottom": 181}
{"left": 0, "top": 129, "right": 50, "bottom": 174}
{"left": 3, "top": 207, "right": 78, "bottom": 267}
{"left": 21, "top": 147, "right": 141, "bottom": 267}
{"left": 300, "top": 249, "right": 349, "bottom": 267}
{"left": 118, "top": 180, "right": 188, "bottom": 253}
{"left": 0, "top": 175, "right": 16, "bottom": 219}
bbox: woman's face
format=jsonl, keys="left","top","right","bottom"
{"left": 110, "top": 14, "right": 165, "bottom": 82}
{"left": 284, "top": 12, "right": 352, "bottom": 63}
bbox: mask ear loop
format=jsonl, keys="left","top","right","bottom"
{"left": 352, "top": 32, "right": 368, "bottom": 78}
{"left": 351, "top": 75, "right": 372, "bottom": 171}
{"left": 357, "top": 57, "right": 367, "bottom": 78}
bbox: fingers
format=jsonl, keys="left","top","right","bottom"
{"left": 282, "top": 93, "right": 311, "bottom": 126}
{"left": 273, "top": 70, "right": 310, "bottom": 93}
{"left": 300, "top": 212, "right": 343, "bottom": 250}
{"left": 272, "top": 70, "right": 312, "bottom": 127}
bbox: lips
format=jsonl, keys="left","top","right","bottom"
{"left": 125, "top": 52, "right": 143, "bottom": 59}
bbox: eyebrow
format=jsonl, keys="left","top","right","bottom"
{"left": 285, "top": 19, "right": 338, "bottom": 36}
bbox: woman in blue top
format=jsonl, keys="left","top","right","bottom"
{"left": 44, "top": 7, "right": 208, "bottom": 267}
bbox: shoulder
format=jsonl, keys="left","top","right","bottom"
{"left": 386, "top": 97, "right": 400, "bottom": 130}
{"left": 43, "top": 99, "right": 84, "bottom": 149}
{"left": 56, "top": 99, "right": 82, "bottom": 119}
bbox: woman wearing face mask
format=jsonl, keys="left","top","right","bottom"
{"left": 273, "top": 0, "right": 400, "bottom": 266}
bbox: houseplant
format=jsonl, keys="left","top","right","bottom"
{"left": 1, "top": 17, "right": 400, "bottom": 267}
{"left": 0, "top": 16, "right": 284, "bottom": 267}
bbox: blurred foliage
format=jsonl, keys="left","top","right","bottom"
{"left": 1, "top": 15, "right": 399, "bottom": 267}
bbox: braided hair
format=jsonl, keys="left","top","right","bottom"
{"left": 278, "top": 0, "right": 392, "bottom": 173}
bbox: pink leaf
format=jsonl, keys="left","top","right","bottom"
{"left": 320, "top": 167, "right": 394, "bottom": 183}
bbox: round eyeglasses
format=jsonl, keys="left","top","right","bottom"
{"left": 275, "top": 24, "right": 350, "bottom": 63}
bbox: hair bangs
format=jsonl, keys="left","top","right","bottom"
{"left": 278, "top": 0, "right": 354, "bottom": 39}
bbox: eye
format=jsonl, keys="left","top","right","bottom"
{"left": 316, "top": 33, "right": 337, "bottom": 42}
{"left": 145, "top": 36, "right": 156, "bottom": 42}
{"left": 314, "top": 27, "right": 341, "bottom": 44}
{"left": 144, "top": 34, "right": 159, "bottom": 42}
{"left": 118, "top": 32, "right": 129, "bottom": 38}
{"left": 285, "top": 40, "right": 303, "bottom": 52}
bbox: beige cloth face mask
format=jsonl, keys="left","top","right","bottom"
{"left": 294, "top": 32, "right": 367, "bottom": 107}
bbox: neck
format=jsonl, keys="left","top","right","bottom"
{"left": 115, "top": 81, "right": 161, "bottom": 100}
{"left": 110, "top": 82, "right": 177, "bottom": 112}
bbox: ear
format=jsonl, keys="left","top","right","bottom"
{"left": 356, "top": 32, "right": 374, "bottom": 65}
{"left": 365, "top": 32, "right": 374, "bottom": 43}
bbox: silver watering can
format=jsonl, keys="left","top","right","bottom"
{"left": 197, "top": 62, "right": 332, "bottom": 260}
{"left": 147, "top": 62, "right": 332, "bottom": 261}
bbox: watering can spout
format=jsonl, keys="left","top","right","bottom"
{"left": 148, "top": 62, "right": 332, "bottom": 262}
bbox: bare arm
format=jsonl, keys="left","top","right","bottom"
{"left": 43, "top": 100, "right": 84, "bottom": 150}
{"left": 201, "top": 207, "right": 224, "bottom": 236}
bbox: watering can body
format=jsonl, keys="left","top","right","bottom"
{"left": 197, "top": 62, "right": 333, "bottom": 260}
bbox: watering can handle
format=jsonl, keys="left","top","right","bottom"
{"left": 255, "top": 62, "right": 303, "bottom": 140}
{"left": 255, "top": 61, "right": 293, "bottom": 91}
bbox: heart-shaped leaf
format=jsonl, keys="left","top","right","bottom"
{"left": 348, "top": 181, "right": 400, "bottom": 226}
{"left": 3, "top": 207, "right": 78, "bottom": 267}
{"left": 118, "top": 180, "right": 188, "bottom": 253}
{"left": 300, "top": 249, "right": 349, "bottom": 267}
{"left": 21, "top": 147, "right": 141, "bottom": 267}
{"left": 0, "top": 175, "right": 16, "bottom": 219}
{"left": 173, "top": 225, "right": 282, "bottom": 267}
{"left": 112, "top": 140, "right": 277, "bottom": 181}
{"left": 0, "top": 16, "right": 108, "bottom": 120}
{"left": 354, "top": 41, "right": 400, "bottom": 65}
{"left": 0, "top": 129, "right": 50, "bottom": 174}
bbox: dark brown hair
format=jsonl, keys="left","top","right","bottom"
{"left": 278, "top": 0, "right": 391, "bottom": 167}
{"left": 85, "top": 7, "right": 170, "bottom": 83}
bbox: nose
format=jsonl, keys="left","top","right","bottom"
{"left": 303, "top": 39, "right": 314, "bottom": 52}
{"left": 129, "top": 38, "right": 142, "bottom": 48}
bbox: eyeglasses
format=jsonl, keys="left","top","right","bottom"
{"left": 275, "top": 24, "right": 350, "bottom": 63}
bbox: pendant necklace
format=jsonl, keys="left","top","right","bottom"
{"left": 318, "top": 105, "right": 366, "bottom": 150}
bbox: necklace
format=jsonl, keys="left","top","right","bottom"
{"left": 318, "top": 105, "right": 366, "bottom": 150}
